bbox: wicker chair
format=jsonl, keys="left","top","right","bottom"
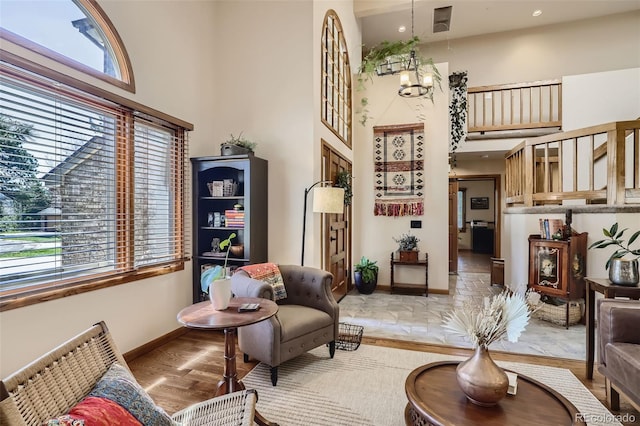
{"left": 0, "top": 321, "right": 256, "bottom": 426}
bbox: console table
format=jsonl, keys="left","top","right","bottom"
{"left": 390, "top": 252, "right": 428, "bottom": 296}
{"left": 584, "top": 277, "right": 640, "bottom": 380}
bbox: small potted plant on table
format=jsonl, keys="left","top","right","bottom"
{"left": 353, "top": 256, "right": 379, "bottom": 294}
{"left": 394, "top": 232, "right": 420, "bottom": 262}
{"left": 201, "top": 232, "right": 236, "bottom": 309}
{"left": 589, "top": 223, "right": 640, "bottom": 286}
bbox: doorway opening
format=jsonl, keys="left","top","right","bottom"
{"left": 449, "top": 174, "right": 501, "bottom": 274}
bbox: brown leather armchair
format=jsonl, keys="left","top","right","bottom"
{"left": 597, "top": 298, "right": 640, "bottom": 411}
{"left": 231, "top": 264, "right": 339, "bottom": 386}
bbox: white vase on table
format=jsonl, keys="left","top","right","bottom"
{"left": 210, "top": 278, "right": 232, "bottom": 310}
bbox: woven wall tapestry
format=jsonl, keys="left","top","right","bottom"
{"left": 373, "top": 123, "right": 424, "bottom": 216}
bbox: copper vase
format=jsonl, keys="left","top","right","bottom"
{"left": 456, "top": 345, "right": 509, "bottom": 406}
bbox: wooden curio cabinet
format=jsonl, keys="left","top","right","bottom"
{"left": 191, "top": 155, "right": 268, "bottom": 303}
{"left": 528, "top": 232, "right": 588, "bottom": 301}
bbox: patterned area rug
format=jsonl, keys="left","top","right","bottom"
{"left": 242, "top": 344, "right": 621, "bottom": 426}
{"left": 373, "top": 123, "right": 424, "bottom": 216}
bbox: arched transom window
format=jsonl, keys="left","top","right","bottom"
{"left": 0, "top": 0, "right": 135, "bottom": 92}
{"left": 321, "top": 10, "right": 352, "bottom": 148}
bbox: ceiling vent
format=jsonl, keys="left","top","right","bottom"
{"left": 433, "top": 5, "right": 452, "bottom": 33}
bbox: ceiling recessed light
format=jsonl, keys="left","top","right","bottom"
{"left": 532, "top": 9, "right": 542, "bottom": 17}
{"left": 398, "top": 25, "right": 406, "bottom": 33}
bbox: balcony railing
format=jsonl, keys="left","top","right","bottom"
{"left": 505, "top": 120, "right": 640, "bottom": 206}
{"left": 468, "top": 80, "right": 562, "bottom": 134}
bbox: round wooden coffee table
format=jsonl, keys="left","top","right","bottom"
{"left": 405, "top": 361, "right": 584, "bottom": 426}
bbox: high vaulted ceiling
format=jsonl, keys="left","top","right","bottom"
{"left": 356, "top": 0, "right": 640, "bottom": 50}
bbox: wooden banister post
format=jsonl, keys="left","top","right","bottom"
{"left": 524, "top": 143, "right": 535, "bottom": 206}
{"left": 606, "top": 126, "right": 626, "bottom": 205}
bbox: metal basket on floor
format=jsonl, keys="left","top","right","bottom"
{"left": 336, "top": 322, "right": 363, "bottom": 351}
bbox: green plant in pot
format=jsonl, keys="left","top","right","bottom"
{"left": 589, "top": 223, "right": 640, "bottom": 286}
{"left": 394, "top": 232, "right": 420, "bottom": 262}
{"left": 220, "top": 132, "right": 257, "bottom": 156}
{"left": 354, "top": 256, "right": 379, "bottom": 294}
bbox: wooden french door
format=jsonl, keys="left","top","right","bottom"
{"left": 449, "top": 179, "right": 459, "bottom": 274}
{"left": 322, "top": 141, "right": 351, "bottom": 301}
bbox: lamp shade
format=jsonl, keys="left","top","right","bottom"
{"left": 312, "top": 187, "right": 345, "bottom": 214}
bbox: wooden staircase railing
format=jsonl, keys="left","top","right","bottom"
{"left": 468, "top": 79, "right": 562, "bottom": 134}
{"left": 505, "top": 120, "right": 640, "bottom": 206}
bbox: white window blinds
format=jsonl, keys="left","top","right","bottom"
{"left": 0, "top": 63, "right": 189, "bottom": 296}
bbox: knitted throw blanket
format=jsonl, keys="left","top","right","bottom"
{"left": 238, "top": 262, "right": 288, "bottom": 301}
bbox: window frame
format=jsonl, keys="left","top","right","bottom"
{"left": 320, "top": 10, "right": 352, "bottom": 149}
{"left": 0, "top": 0, "right": 136, "bottom": 93}
{"left": 458, "top": 187, "right": 467, "bottom": 232}
{"left": 0, "top": 53, "right": 192, "bottom": 312}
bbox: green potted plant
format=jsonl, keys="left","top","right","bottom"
{"left": 220, "top": 132, "right": 257, "bottom": 156}
{"left": 353, "top": 256, "right": 379, "bottom": 294}
{"left": 394, "top": 232, "right": 420, "bottom": 262}
{"left": 589, "top": 223, "right": 640, "bottom": 286}
{"left": 335, "top": 171, "right": 353, "bottom": 206}
{"left": 200, "top": 232, "right": 236, "bottom": 309}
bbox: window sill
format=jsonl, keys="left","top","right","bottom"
{"left": 0, "top": 261, "right": 185, "bottom": 312}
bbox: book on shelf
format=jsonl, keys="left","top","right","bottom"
{"left": 225, "top": 209, "right": 245, "bottom": 227}
{"left": 539, "top": 218, "right": 565, "bottom": 239}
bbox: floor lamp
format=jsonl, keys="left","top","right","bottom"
{"left": 301, "top": 181, "right": 345, "bottom": 266}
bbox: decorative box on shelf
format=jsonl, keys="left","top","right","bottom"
{"left": 399, "top": 250, "right": 419, "bottom": 263}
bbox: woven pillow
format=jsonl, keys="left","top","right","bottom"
{"left": 47, "top": 362, "right": 173, "bottom": 426}
{"left": 238, "top": 262, "right": 287, "bottom": 301}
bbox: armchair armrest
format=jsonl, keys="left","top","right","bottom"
{"left": 231, "top": 272, "right": 274, "bottom": 299}
{"left": 278, "top": 265, "right": 338, "bottom": 319}
{"left": 598, "top": 298, "right": 640, "bottom": 365}
{"left": 171, "top": 389, "right": 256, "bottom": 425}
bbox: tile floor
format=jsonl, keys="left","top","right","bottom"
{"left": 339, "top": 252, "right": 586, "bottom": 360}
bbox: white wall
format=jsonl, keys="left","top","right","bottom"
{"left": 464, "top": 180, "right": 495, "bottom": 223}
{"left": 563, "top": 68, "right": 640, "bottom": 131}
{"left": 208, "top": 0, "right": 315, "bottom": 266}
{"left": 353, "top": 62, "right": 450, "bottom": 291}
{"left": 425, "top": 11, "right": 640, "bottom": 88}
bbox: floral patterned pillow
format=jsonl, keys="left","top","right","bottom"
{"left": 46, "top": 362, "right": 174, "bottom": 426}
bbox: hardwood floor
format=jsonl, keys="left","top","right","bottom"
{"left": 127, "top": 328, "right": 638, "bottom": 425}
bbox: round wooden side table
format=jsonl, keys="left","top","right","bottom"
{"left": 178, "top": 297, "right": 278, "bottom": 426}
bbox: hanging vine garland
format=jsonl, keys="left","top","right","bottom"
{"left": 449, "top": 71, "right": 468, "bottom": 159}
{"left": 335, "top": 171, "right": 353, "bottom": 206}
